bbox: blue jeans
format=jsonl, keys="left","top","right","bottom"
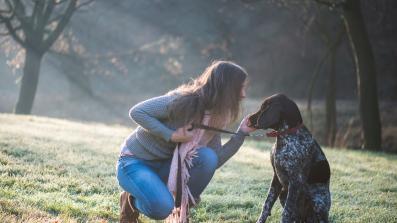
{"left": 116, "top": 147, "right": 218, "bottom": 220}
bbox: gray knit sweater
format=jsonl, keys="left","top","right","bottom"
{"left": 120, "top": 93, "right": 247, "bottom": 168}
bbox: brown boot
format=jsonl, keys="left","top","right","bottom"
{"left": 120, "top": 191, "right": 139, "bottom": 223}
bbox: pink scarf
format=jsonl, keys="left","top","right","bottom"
{"left": 166, "top": 115, "right": 211, "bottom": 223}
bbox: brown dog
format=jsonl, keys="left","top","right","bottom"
{"left": 249, "top": 94, "right": 331, "bottom": 223}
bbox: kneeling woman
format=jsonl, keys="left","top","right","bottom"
{"left": 116, "top": 61, "right": 256, "bottom": 223}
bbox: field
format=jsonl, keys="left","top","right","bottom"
{"left": 0, "top": 114, "right": 396, "bottom": 222}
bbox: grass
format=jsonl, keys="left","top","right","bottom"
{"left": 0, "top": 113, "right": 396, "bottom": 223}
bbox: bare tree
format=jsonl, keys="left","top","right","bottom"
{"left": 0, "top": 0, "right": 93, "bottom": 114}
{"left": 313, "top": 0, "right": 382, "bottom": 150}
{"left": 252, "top": 0, "right": 382, "bottom": 150}
{"left": 306, "top": 15, "right": 344, "bottom": 147}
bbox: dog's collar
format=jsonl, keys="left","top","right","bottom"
{"left": 266, "top": 123, "right": 304, "bottom": 137}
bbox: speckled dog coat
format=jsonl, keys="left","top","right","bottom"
{"left": 249, "top": 94, "right": 331, "bottom": 223}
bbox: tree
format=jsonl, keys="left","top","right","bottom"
{"left": 257, "top": 0, "right": 382, "bottom": 150}
{"left": 314, "top": 0, "right": 382, "bottom": 150}
{"left": 306, "top": 15, "right": 344, "bottom": 147}
{"left": 0, "top": 0, "right": 93, "bottom": 114}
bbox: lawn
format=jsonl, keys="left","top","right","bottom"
{"left": 0, "top": 114, "right": 396, "bottom": 222}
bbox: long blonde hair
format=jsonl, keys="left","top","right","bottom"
{"left": 168, "top": 60, "right": 248, "bottom": 128}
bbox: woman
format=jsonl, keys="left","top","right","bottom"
{"left": 116, "top": 60, "right": 256, "bottom": 223}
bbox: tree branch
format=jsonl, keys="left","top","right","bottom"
{"left": 0, "top": 24, "right": 22, "bottom": 35}
{"left": 306, "top": 25, "right": 345, "bottom": 129}
{"left": 0, "top": 13, "right": 27, "bottom": 48}
{"left": 0, "top": 2, "right": 13, "bottom": 15}
{"left": 76, "top": 0, "right": 95, "bottom": 10}
{"left": 42, "top": 0, "right": 77, "bottom": 51}
{"left": 47, "top": 13, "right": 64, "bottom": 25}
{"left": 0, "top": 8, "right": 15, "bottom": 22}
{"left": 32, "top": 0, "right": 47, "bottom": 30}
{"left": 12, "top": 0, "right": 34, "bottom": 35}
{"left": 36, "top": 1, "right": 55, "bottom": 35}
{"left": 42, "top": 1, "right": 55, "bottom": 25}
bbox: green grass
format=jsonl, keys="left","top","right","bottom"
{"left": 0, "top": 114, "right": 396, "bottom": 223}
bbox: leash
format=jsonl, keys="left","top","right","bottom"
{"left": 189, "top": 124, "right": 244, "bottom": 135}
{"left": 188, "top": 123, "right": 304, "bottom": 138}
{"left": 188, "top": 123, "right": 264, "bottom": 137}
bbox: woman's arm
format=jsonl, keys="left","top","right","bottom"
{"left": 208, "top": 130, "right": 247, "bottom": 168}
{"left": 208, "top": 117, "right": 256, "bottom": 168}
{"left": 129, "top": 94, "right": 177, "bottom": 142}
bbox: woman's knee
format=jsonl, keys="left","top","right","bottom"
{"left": 195, "top": 147, "right": 219, "bottom": 170}
{"left": 116, "top": 159, "right": 174, "bottom": 220}
{"left": 145, "top": 196, "right": 174, "bottom": 220}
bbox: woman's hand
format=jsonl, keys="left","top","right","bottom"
{"left": 171, "top": 124, "right": 194, "bottom": 143}
{"left": 238, "top": 116, "right": 257, "bottom": 134}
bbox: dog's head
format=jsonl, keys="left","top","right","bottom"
{"left": 248, "top": 94, "right": 302, "bottom": 130}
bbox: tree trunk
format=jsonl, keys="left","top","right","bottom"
{"left": 343, "top": 0, "right": 382, "bottom": 150}
{"left": 14, "top": 49, "right": 43, "bottom": 114}
{"left": 325, "top": 48, "right": 337, "bottom": 147}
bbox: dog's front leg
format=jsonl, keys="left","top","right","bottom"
{"left": 256, "top": 174, "right": 282, "bottom": 223}
{"left": 281, "top": 175, "right": 304, "bottom": 223}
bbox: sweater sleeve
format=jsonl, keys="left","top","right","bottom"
{"left": 207, "top": 129, "right": 247, "bottom": 168}
{"left": 129, "top": 94, "right": 177, "bottom": 142}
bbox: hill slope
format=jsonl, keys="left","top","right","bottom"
{"left": 0, "top": 114, "right": 396, "bottom": 222}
